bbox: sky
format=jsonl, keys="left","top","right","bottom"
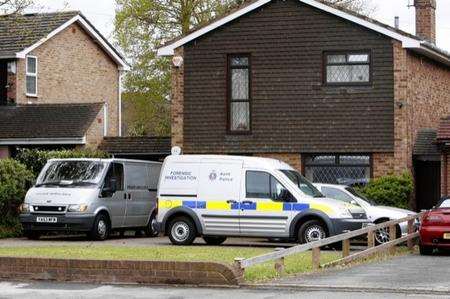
{"left": 30, "top": 0, "right": 450, "bottom": 51}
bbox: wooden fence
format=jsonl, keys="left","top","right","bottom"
{"left": 233, "top": 213, "right": 423, "bottom": 276}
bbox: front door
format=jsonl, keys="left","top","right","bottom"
{"left": 239, "top": 170, "right": 294, "bottom": 237}
{"left": 198, "top": 160, "right": 243, "bottom": 236}
{"left": 415, "top": 160, "right": 441, "bottom": 211}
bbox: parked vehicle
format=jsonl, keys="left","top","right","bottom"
{"left": 156, "top": 155, "right": 368, "bottom": 246}
{"left": 419, "top": 197, "right": 450, "bottom": 255}
{"left": 20, "top": 158, "right": 161, "bottom": 240}
{"left": 314, "top": 183, "right": 417, "bottom": 244}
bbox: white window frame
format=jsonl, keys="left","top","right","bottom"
{"left": 25, "top": 56, "right": 38, "bottom": 97}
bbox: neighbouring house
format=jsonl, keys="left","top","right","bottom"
{"left": 0, "top": 11, "right": 128, "bottom": 157}
{"left": 158, "top": 0, "right": 450, "bottom": 210}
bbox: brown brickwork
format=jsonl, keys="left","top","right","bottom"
{"left": 414, "top": 0, "right": 436, "bottom": 43}
{"left": 442, "top": 152, "right": 450, "bottom": 196}
{"left": 14, "top": 23, "right": 120, "bottom": 137}
{"left": 372, "top": 153, "right": 396, "bottom": 178}
{"left": 393, "top": 41, "right": 450, "bottom": 176}
{"left": 0, "top": 256, "right": 241, "bottom": 286}
{"left": 258, "top": 153, "right": 302, "bottom": 172}
{"left": 85, "top": 106, "right": 106, "bottom": 149}
{"left": 171, "top": 47, "right": 184, "bottom": 149}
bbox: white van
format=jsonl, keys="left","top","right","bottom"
{"left": 156, "top": 155, "right": 368, "bottom": 245}
{"left": 20, "top": 158, "right": 161, "bottom": 240}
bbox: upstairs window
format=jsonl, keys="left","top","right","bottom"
{"left": 324, "top": 52, "right": 371, "bottom": 85}
{"left": 228, "top": 55, "right": 250, "bottom": 133}
{"left": 26, "top": 56, "right": 37, "bottom": 96}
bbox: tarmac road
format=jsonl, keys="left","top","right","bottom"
{"left": 0, "top": 281, "right": 448, "bottom": 299}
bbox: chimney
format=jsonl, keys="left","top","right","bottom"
{"left": 394, "top": 16, "right": 400, "bottom": 29}
{"left": 414, "top": 0, "right": 436, "bottom": 43}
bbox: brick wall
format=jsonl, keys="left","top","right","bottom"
{"left": 0, "top": 257, "right": 240, "bottom": 286}
{"left": 442, "top": 152, "right": 449, "bottom": 196}
{"left": 14, "top": 23, "right": 120, "bottom": 137}
{"left": 85, "top": 107, "right": 105, "bottom": 149}
{"left": 393, "top": 41, "right": 450, "bottom": 175}
{"left": 258, "top": 153, "right": 302, "bottom": 172}
{"left": 372, "top": 153, "right": 396, "bottom": 178}
{"left": 171, "top": 47, "right": 184, "bottom": 149}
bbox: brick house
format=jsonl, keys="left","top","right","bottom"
{"left": 158, "top": 0, "right": 450, "bottom": 210}
{"left": 0, "top": 11, "right": 128, "bottom": 157}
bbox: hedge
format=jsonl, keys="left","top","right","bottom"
{"left": 357, "top": 172, "right": 414, "bottom": 209}
{"left": 15, "top": 148, "right": 110, "bottom": 177}
{"left": 0, "top": 159, "right": 34, "bottom": 237}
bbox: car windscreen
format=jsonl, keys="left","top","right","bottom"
{"left": 345, "top": 186, "right": 376, "bottom": 205}
{"left": 280, "top": 170, "right": 324, "bottom": 198}
{"left": 36, "top": 161, "right": 106, "bottom": 187}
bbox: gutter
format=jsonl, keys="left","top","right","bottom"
{"left": 0, "top": 137, "right": 86, "bottom": 145}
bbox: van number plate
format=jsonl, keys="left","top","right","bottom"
{"left": 444, "top": 233, "right": 450, "bottom": 240}
{"left": 36, "top": 217, "right": 57, "bottom": 223}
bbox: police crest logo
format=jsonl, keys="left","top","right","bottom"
{"left": 209, "top": 171, "right": 217, "bottom": 181}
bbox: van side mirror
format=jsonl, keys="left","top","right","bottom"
{"left": 101, "top": 178, "right": 117, "bottom": 197}
{"left": 275, "top": 189, "right": 295, "bottom": 202}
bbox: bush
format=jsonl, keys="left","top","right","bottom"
{"left": 15, "top": 148, "right": 110, "bottom": 177}
{"left": 0, "top": 159, "right": 34, "bottom": 237}
{"left": 357, "top": 172, "right": 413, "bottom": 209}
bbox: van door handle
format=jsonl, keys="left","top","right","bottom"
{"left": 128, "top": 193, "right": 132, "bottom": 200}
{"left": 123, "top": 193, "right": 127, "bottom": 200}
{"left": 226, "top": 200, "right": 237, "bottom": 204}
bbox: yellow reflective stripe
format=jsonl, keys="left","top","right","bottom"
{"left": 257, "top": 202, "right": 283, "bottom": 212}
{"left": 310, "top": 202, "right": 333, "bottom": 214}
{"left": 159, "top": 199, "right": 182, "bottom": 209}
{"left": 206, "top": 201, "right": 231, "bottom": 211}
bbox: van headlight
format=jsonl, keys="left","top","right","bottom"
{"left": 20, "top": 203, "right": 30, "bottom": 213}
{"left": 67, "top": 204, "right": 88, "bottom": 212}
{"left": 336, "top": 207, "right": 352, "bottom": 218}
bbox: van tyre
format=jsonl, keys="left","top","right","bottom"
{"left": 419, "top": 245, "right": 433, "bottom": 255}
{"left": 203, "top": 236, "right": 227, "bottom": 245}
{"left": 24, "top": 231, "right": 41, "bottom": 240}
{"left": 298, "top": 220, "right": 327, "bottom": 244}
{"left": 144, "top": 214, "right": 159, "bottom": 237}
{"left": 89, "top": 214, "right": 110, "bottom": 241}
{"left": 168, "top": 216, "right": 196, "bottom": 245}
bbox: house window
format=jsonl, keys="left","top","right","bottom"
{"left": 324, "top": 52, "right": 370, "bottom": 85}
{"left": 228, "top": 55, "right": 250, "bottom": 132}
{"left": 304, "top": 154, "right": 371, "bottom": 185}
{"left": 26, "top": 56, "right": 37, "bottom": 96}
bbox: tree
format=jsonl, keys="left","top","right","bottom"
{"left": 325, "top": 0, "right": 376, "bottom": 15}
{"left": 115, "top": 0, "right": 374, "bottom": 137}
{"left": 0, "top": 0, "right": 34, "bottom": 14}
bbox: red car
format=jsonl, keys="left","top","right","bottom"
{"left": 419, "top": 197, "right": 450, "bottom": 255}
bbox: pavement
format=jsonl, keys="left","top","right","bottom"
{"left": 0, "top": 281, "right": 449, "bottom": 299}
{"left": 268, "top": 253, "right": 450, "bottom": 295}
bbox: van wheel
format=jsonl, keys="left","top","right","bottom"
{"left": 89, "top": 214, "right": 110, "bottom": 241}
{"left": 298, "top": 220, "right": 327, "bottom": 244}
{"left": 203, "top": 236, "right": 227, "bottom": 246}
{"left": 168, "top": 216, "right": 196, "bottom": 245}
{"left": 144, "top": 214, "right": 159, "bottom": 237}
{"left": 24, "top": 231, "right": 41, "bottom": 240}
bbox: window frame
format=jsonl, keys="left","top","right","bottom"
{"left": 227, "top": 54, "right": 252, "bottom": 135}
{"left": 25, "top": 55, "right": 38, "bottom": 97}
{"left": 323, "top": 50, "right": 372, "bottom": 86}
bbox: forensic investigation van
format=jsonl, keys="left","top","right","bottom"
{"left": 156, "top": 155, "right": 368, "bottom": 245}
{"left": 20, "top": 158, "right": 161, "bottom": 240}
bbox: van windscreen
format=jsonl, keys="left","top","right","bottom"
{"left": 280, "top": 170, "right": 324, "bottom": 198}
{"left": 36, "top": 161, "right": 106, "bottom": 187}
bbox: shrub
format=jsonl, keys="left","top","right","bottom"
{"left": 357, "top": 172, "right": 413, "bottom": 209}
{"left": 15, "top": 148, "right": 110, "bottom": 177}
{"left": 0, "top": 159, "right": 34, "bottom": 237}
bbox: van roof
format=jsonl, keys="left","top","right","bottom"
{"left": 47, "top": 158, "right": 161, "bottom": 165}
{"left": 164, "top": 154, "right": 295, "bottom": 170}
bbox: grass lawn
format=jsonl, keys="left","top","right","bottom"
{"left": 0, "top": 245, "right": 340, "bottom": 282}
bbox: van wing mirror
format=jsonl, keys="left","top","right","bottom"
{"left": 101, "top": 178, "right": 117, "bottom": 197}
{"left": 276, "top": 189, "right": 295, "bottom": 202}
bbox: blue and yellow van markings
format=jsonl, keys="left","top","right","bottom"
{"left": 159, "top": 199, "right": 331, "bottom": 214}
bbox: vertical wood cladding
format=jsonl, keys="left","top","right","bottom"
{"left": 183, "top": 0, "right": 394, "bottom": 154}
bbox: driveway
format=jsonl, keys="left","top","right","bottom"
{"left": 270, "top": 253, "right": 450, "bottom": 294}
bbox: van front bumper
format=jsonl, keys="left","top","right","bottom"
{"left": 19, "top": 213, "right": 95, "bottom": 232}
{"left": 330, "top": 218, "right": 369, "bottom": 236}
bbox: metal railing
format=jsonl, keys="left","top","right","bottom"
{"left": 233, "top": 213, "right": 423, "bottom": 276}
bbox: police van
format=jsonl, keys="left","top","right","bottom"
{"left": 156, "top": 155, "right": 367, "bottom": 245}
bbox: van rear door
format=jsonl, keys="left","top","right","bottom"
{"left": 198, "top": 159, "right": 243, "bottom": 236}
